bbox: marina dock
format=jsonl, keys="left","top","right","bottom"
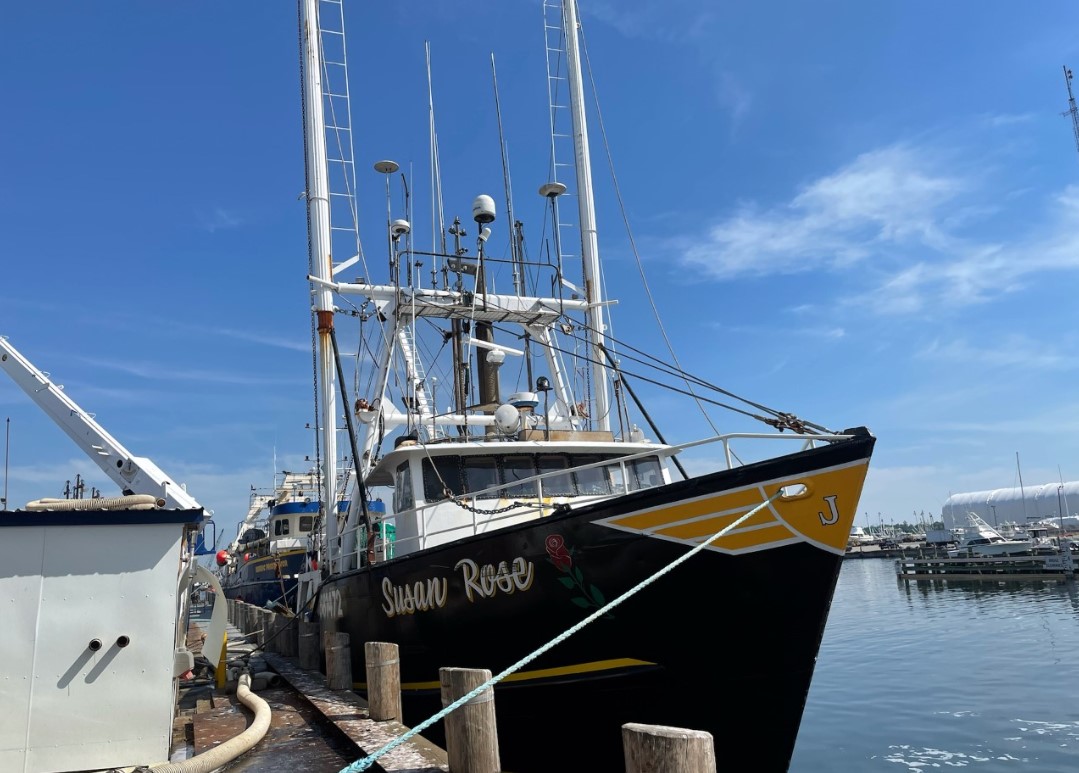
{"left": 176, "top": 601, "right": 450, "bottom": 773}
{"left": 172, "top": 599, "right": 718, "bottom": 773}
{"left": 894, "top": 551, "right": 1076, "bottom": 582}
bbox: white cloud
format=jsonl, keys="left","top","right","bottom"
{"left": 199, "top": 207, "right": 243, "bottom": 233}
{"left": 982, "top": 112, "right": 1034, "bottom": 127}
{"left": 675, "top": 142, "right": 1079, "bottom": 316}
{"left": 716, "top": 72, "right": 752, "bottom": 132}
{"left": 583, "top": 1, "right": 717, "bottom": 43}
{"left": 678, "top": 144, "right": 962, "bottom": 280}
{"left": 917, "top": 335, "right": 1073, "bottom": 371}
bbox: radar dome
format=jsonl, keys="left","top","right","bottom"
{"left": 494, "top": 403, "right": 521, "bottom": 434}
{"left": 472, "top": 194, "right": 496, "bottom": 224}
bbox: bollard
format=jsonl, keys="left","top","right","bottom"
{"left": 325, "top": 632, "right": 352, "bottom": 690}
{"left": 440, "top": 667, "right": 500, "bottom": 773}
{"left": 365, "top": 642, "right": 402, "bottom": 721}
{"left": 622, "top": 724, "right": 716, "bottom": 773}
{"left": 298, "top": 620, "right": 320, "bottom": 670}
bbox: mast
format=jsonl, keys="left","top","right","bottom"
{"left": 562, "top": 0, "right": 610, "bottom": 432}
{"left": 1016, "top": 451, "right": 1029, "bottom": 525}
{"left": 300, "top": 0, "right": 339, "bottom": 572}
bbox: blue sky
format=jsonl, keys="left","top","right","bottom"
{"left": 3, "top": 1, "right": 1079, "bottom": 542}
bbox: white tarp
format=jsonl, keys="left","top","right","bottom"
{"left": 941, "top": 481, "right": 1079, "bottom": 531}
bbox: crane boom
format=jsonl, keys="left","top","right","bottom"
{"left": 0, "top": 336, "right": 204, "bottom": 512}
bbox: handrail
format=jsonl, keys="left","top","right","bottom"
{"left": 334, "top": 429, "right": 856, "bottom": 564}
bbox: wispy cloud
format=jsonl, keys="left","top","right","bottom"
{"left": 674, "top": 140, "right": 1079, "bottom": 316}
{"left": 583, "top": 1, "right": 717, "bottom": 43}
{"left": 198, "top": 207, "right": 243, "bottom": 233}
{"left": 982, "top": 112, "right": 1034, "bottom": 127}
{"left": 716, "top": 71, "right": 751, "bottom": 134}
{"left": 917, "top": 335, "right": 1074, "bottom": 370}
{"left": 71, "top": 356, "right": 307, "bottom": 386}
{"left": 679, "top": 143, "right": 963, "bottom": 277}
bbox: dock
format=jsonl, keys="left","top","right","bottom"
{"left": 174, "top": 601, "right": 450, "bottom": 773}
{"left": 171, "top": 598, "right": 719, "bottom": 773}
{"left": 894, "top": 551, "right": 1076, "bottom": 582}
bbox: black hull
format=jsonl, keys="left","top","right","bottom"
{"left": 316, "top": 432, "right": 874, "bottom": 772}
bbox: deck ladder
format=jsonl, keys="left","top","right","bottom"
{"left": 397, "top": 325, "right": 437, "bottom": 435}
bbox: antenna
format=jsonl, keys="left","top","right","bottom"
{"left": 1062, "top": 66, "right": 1079, "bottom": 160}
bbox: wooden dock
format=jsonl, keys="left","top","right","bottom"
{"left": 895, "top": 552, "right": 1076, "bottom": 582}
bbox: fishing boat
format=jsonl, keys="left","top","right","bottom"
{"left": 295, "top": 1, "right": 876, "bottom": 770}
{"left": 216, "top": 469, "right": 329, "bottom": 611}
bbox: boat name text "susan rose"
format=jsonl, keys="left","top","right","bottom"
{"left": 381, "top": 556, "right": 535, "bottom": 617}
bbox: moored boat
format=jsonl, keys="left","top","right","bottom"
{"left": 216, "top": 469, "right": 348, "bottom": 611}
{"left": 293, "top": 1, "right": 877, "bottom": 770}
{"left": 947, "top": 512, "right": 1035, "bottom": 558}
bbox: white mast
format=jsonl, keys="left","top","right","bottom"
{"left": 562, "top": 0, "right": 610, "bottom": 432}
{"left": 301, "top": 0, "right": 339, "bottom": 572}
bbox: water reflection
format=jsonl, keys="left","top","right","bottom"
{"left": 895, "top": 569, "right": 1079, "bottom": 621}
{"left": 791, "top": 559, "right": 1079, "bottom": 772}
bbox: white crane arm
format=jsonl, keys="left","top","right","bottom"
{"left": 0, "top": 336, "right": 204, "bottom": 512}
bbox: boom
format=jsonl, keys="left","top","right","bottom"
{"left": 0, "top": 336, "right": 204, "bottom": 512}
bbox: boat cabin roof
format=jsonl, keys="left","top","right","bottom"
{"left": 366, "top": 438, "right": 669, "bottom": 486}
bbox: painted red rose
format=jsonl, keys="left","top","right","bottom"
{"left": 545, "top": 534, "right": 573, "bottom": 572}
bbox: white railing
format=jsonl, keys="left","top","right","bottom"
{"left": 331, "top": 429, "right": 857, "bottom": 566}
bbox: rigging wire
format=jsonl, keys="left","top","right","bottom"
{"left": 576, "top": 18, "right": 722, "bottom": 436}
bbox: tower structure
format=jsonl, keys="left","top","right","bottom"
{"left": 1063, "top": 66, "right": 1079, "bottom": 158}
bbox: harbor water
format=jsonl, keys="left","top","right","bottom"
{"left": 789, "top": 557, "right": 1079, "bottom": 771}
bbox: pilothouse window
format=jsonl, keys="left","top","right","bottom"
{"left": 394, "top": 461, "right": 415, "bottom": 511}
{"left": 629, "top": 456, "right": 663, "bottom": 489}
{"left": 501, "top": 455, "right": 538, "bottom": 497}
{"left": 418, "top": 453, "right": 664, "bottom": 500}
{"left": 536, "top": 455, "right": 575, "bottom": 496}
{"left": 423, "top": 457, "right": 463, "bottom": 501}
{"left": 462, "top": 457, "right": 501, "bottom": 499}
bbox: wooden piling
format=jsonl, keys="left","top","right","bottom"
{"left": 622, "top": 723, "right": 716, "bottom": 773}
{"left": 364, "top": 642, "right": 402, "bottom": 721}
{"left": 298, "top": 620, "right": 320, "bottom": 670}
{"left": 274, "top": 615, "right": 290, "bottom": 656}
{"left": 440, "top": 667, "right": 500, "bottom": 773}
{"left": 258, "top": 609, "right": 273, "bottom": 649}
{"left": 325, "top": 631, "right": 352, "bottom": 690}
{"left": 282, "top": 616, "right": 297, "bottom": 657}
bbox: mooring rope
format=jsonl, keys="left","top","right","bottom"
{"left": 337, "top": 486, "right": 786, "bottom": 773}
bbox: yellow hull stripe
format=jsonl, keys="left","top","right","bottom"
{"left": 597, "top": 458, "right": 871, "bottom": 556}
{"left": 356, "top": 657, "right": 657, "bottom": 691}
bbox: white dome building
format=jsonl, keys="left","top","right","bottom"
{"left": 941, "top": 481, "right": 1079, "bottom": 532}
